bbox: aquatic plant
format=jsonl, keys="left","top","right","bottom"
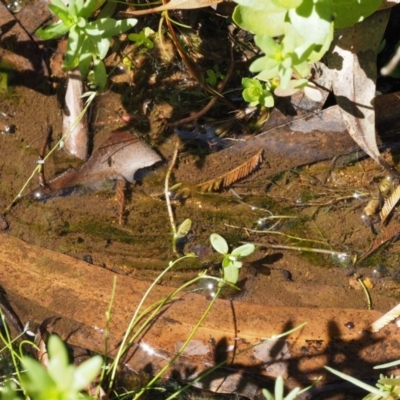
{"left": 36, "top": 0, "right": 137, "bottom": 91}
{"left": 262, "top": 375, "right": 314, "bottom": 400}
{"left": 210, "top": 233, "right": 255, "bottom": 285}
{"left": 0, "top": 333, "right": 102, "bottom": 400}
{"left": 232, "top": 0, "right": 381, "bottom": 106}
{"left": 325, "top": 365, "right": 400, "bottom": 400}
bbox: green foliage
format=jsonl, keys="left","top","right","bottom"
{"left": 36, "top": 0, "right": 137, "bottom": 91}
{"left": 332, "top": 0, "right": 382, "bottom": 29}
{"left": 205, "top": 67, "right": 224, "bottom": 88}
{"left": 233, "top": 0, "right": 381, "bottom": 105}
{"left": 128, "top": 27, "right": 155, "bottom": 49}
{"left": 242, "top": 77, "right": 274, "bottom": 107}
{"left": 325, "top": 364, "right": 400, "bottom": 400}
{"left": 210, "top": 233, "right": 255, "bottom": 285}
{"left": 262, "top": 375, "right": 314, "bottom": 400}
{"left": 19, "top": 335, "right": 102, "bottom": 400}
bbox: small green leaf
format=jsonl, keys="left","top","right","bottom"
{"left": 210, "top": 233, "right": 229, "bottom": 255}
{"left": 222, "top": 255, "right": 231, "bottom": 268}
{"left": 72, "top": 355, "right": 103, "bottom": 391}
{"left": 233, "top": 3, "right": 287, "bottom": 36}
{"left": 63, "top": 24, "right": 84, "bottom": 70}
{"left": 231, "top": 243, "right": 255, "bottom": 258}
{"left": 80, "top": 0, "right": 106, "bottom": 18}
{"left": 332, "top": 0, "right": 381, "bottom": 29}
{"left": 48, "top": 3, "right": 72, "bottom": 25}
{"left": 275, "top": 375, "right": 284, "bottom": 400}
{"left": 92, "top": 59, "right": 107, "bottom": 91}
{"left": 271, "top": 0, "right": 303, "bottom": 9}
{"left": 36, "top": 21, "right": 70, "bottom": 40}
{"left": 85, "top": 18, "right": 137, "bottom": 38}
{"left": 94, "top": 36, "right": 111, "bottom": 60}
{"left": 223, "top": 263, "right": 239, "bottom": 284}
{"left": 176, "top": 218, "right": 192, "bottom": 239}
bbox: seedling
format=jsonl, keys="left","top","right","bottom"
{"left": 262, "top": 375, "right": 315, "bottom": 400}
{"left": 242, "top": 77, "right": 274, "bottom": 107}
{"left": 36, "top": 0, "right": 137, "bottom": 91}
{"left": 20, "top": 335, "right": 102, "bottom": 400}
{"left": 210, "top": 233, "right": 255, "bottom": 285}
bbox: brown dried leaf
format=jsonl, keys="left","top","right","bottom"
{"left": 380, "top": 184, "right": 400, "bottom": 223}
{"left": 327, "top": 10, "right": 400, "bottom": 176}
{"left": 358, "top": 222, "right": 400, "bottom": 262}
{"left": 197, "top": 150, "right": 263, "bottom": 192}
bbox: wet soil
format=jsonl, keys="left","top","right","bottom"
{"left": 2, "top": 83, "right": 400, "bottom": 314}
{"left": 2, "top": 3, "right": 400, "bottom": 398}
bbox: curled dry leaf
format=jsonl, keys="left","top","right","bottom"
{"left": 327, "top": 10, "right": 400, "bottom": 177}
{"left": 380, "top": 184, "right": 400, "bottom": 223}
{"left": 28, "top": 132, "right": 162, "bottom": 200}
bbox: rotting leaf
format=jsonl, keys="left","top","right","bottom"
{"left": 197, "top": 150, "right": 263, "bottom": 192}
{"left": 380, "top": 185, "right": 400, "bottom": 223}
{"left": 358, "top": 223, "right": 400, "bottom": 263}
{"left": 327, "top": 10, "right": 400, "bottom": 178}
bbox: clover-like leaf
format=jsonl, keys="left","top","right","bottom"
{"left": 232, "top": 2, "right": 287, "bottom": 37}
{"left": 210, "top": 233, "right": 229, "bottom": 255}
{"left": 72, "top": 355, "right": 103, "bottom": 392}
{"left": 332, "top": 0, "right": 381, "bottom": 29}
{"left": 176, "top": 218, "right": 192, "bottom": 239}
{"left": 223, "top": 263, "right": 239, "bottom": 284}
{"left": 231, "top": 243, "right": 255, "bottom": 258}
{"left": 36, "top": 20, "right": 70, "bottom": 40}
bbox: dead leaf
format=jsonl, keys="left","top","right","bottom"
{"left": 327, "top": 10, "right": 400, "bottom": 177}
{"left": 121, "top": 0, "right": 223, "bottom": 15}
{"left": 197, "top": 150, "right": 263, "bottom": 192}
{"left": 380, "top": 184, "right": 400, "bottom": 223}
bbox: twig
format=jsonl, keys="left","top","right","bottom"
{"left": 165, "top": 15, "right": 237, "bottom": 127}
{"left": 165, "top": 141, "right": 179, "bottom": 252}
{"left": 357, "top": 277, "right": 372, "bottom": 310}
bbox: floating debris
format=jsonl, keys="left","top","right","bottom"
{"left": 0, "top": 215, "right": 9, "bottom": 230}
{"left": 369, "top": 303, "right": 400, "bottom": 333}
{"left": 197, "top": 149, "right": 263, "bottom": 192}
{"left": 380, "top": 184, "right": 400, "bottom": 223}
{"left": 28, "top": 131, "right": 161, "bottom": 201}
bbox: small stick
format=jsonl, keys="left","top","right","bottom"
{"left": 116, "top": 180, "right": 127, "bottom": 226}
{"left": 165, "top": 141, "right": 179, "bottom": 253}
{"left": 38, "top": 119, "right": 52, "bottom": 188}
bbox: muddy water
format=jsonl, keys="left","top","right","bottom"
{"left": 1, "top": 85, "right": 400, "bottom": 316}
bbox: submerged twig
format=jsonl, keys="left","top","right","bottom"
{"left": 168, "top": 40, "right": 237, "bottom": 126}
{"left": 165, "top": 141, "right": 179, "bottom": 252}
{"left": 357, "top": 277, "right": 372, "bottom": 310}
{"left": 249, "top": 241, "right": 351, "bottom": 259}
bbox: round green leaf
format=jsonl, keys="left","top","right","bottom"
{"left": 231, "top": 243, "right": 255, "bottom": 258}
{"left": 233, "top": 4, "right": 287, "bottom": 36}
{"left": 176, "top": 218, "right": 192, "bottom": 239}
{"left": 271, "top": 0, "right": 303, "bottom": 9}
{"left": 223, "top": 264, "right": 239, "bottom": 284}
{"left": 72, "top": 355, "right": 103, "bottom": 392}
{"left": 210, "top": 233, "right": 229, "bottom": 255}
{"left": 332, "top": 0, "right": 381, "bottom": 29}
